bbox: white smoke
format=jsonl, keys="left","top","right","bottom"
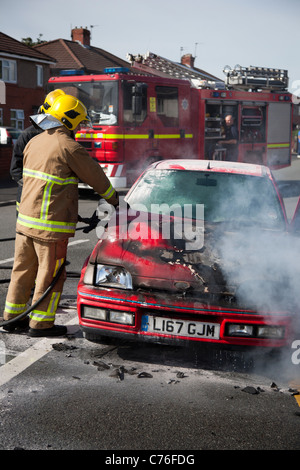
{"left": 217, "top": 228, "right": 300, "bottom": 313}
{"left": 214, "top": 182, "right": 300, "bottom": 379}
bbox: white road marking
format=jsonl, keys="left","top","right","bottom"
{"left": 0, "top": 238, "right": 89, "bottom": 385}
{"left": 0, "top": 257, "right": 14, "bottom": 265}
{"left": 0, "top": 318, "right": 79, "bottom": 387}
{"left": 68, "top": 239, "right": 90, "bottom": 246}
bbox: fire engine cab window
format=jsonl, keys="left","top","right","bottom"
{"left": 49, "top": 82, "right": 118, "bottom": 126}
{"left": 155, "top": 86, "right": 179, "bottom": 127}
{"left": 123, "top": 82, "right": 147, "bottom": 125}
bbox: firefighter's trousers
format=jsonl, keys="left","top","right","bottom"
{"left": 3, "top": 233, "right": 68, "bottom": 330}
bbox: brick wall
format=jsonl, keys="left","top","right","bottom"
{"left": 2, "top": 84, "right": 45, "bottom": 128}
{"left": 71, "top": 27, "right": 91, "bottom": 46}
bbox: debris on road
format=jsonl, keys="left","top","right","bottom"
{"left": 52, "top": 343, "right": 77, "bottom": 352}
{"left": 270, "top": 382, "right": 280, "bottom": 392}
{"left": 241, "top": 386, "right": 260, "bottom": 395}
{"left": 137, "top": 371, "right": 153, "bottom": 378}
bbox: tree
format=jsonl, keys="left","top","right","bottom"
{"left": 22, "top": 34, "right": 46, "bottom": 47}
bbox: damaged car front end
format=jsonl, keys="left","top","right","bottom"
{"left": 77, "top": 160, "right": 298, "bottom": 349}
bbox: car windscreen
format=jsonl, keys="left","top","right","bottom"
{"left": 127, "top": 169, "right": 286, "bottom": 230}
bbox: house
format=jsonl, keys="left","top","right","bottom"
{"left": 34, "top": 27, "right": 130, "bottom": 76}
{"left": 0, "top": 31, "right": 55, "bottom": 129}
{"left": 127, "top": 51, "right": 223, "bottom": 83}
{"left": 0, "top": 31, "right": 55, "bottom": 178}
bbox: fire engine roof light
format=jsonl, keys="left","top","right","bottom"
{"left": 103, "top": 67, "right": 130, "bottom": 74}
{"left": 59, "top": 69, "right": 85, "bottom": 76}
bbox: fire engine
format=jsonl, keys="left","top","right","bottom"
{"left": 48, "top": 53, "right": 292, "bottom": 189}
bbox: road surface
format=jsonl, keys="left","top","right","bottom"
{"left": 0, "top": 160, "right": 299, "bottom": 452}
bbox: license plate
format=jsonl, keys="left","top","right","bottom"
{"left": 141, "top": 315, "right": 220, "bottom": 340}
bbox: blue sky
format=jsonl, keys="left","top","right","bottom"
{"left": 1, "top": 0, "right": 299, "bottom": 92}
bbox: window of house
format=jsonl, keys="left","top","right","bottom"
{"left": 0, "top": 59, "right": 17, "bottom": 83}
{"left": 37, "top": 65, "right": 43, "bottom": 87}
{"left": 0, "top": 108, "right": 3, "bottom": 126}
{"left": 11, "top": 109, "right": 24, "bottom": 129}
{"left": 155, "top": 86, "right": 179, "bottom": 127}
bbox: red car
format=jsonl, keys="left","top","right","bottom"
{"left": 77, "top": 160, "right": 298, "bottom": 349}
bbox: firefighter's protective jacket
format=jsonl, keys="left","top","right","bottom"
{"left": 16, "top": 126, "right": 118, "bottom": 241}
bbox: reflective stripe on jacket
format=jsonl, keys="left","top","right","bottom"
{"left": 17, "top": 126, "right": 118, "bottom": 241}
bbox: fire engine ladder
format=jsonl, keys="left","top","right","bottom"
{"left": 127, "top": 52, "right": 225, "bottom": 89}
{"left": 223, "top": 65, "right": 289, "bottom": 91}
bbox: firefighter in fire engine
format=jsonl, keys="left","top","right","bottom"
{"left": 2, "top": 94, "right": 119, "bottom": 337}
{"left": 219, "top": 114, "right": 239, "bottom": 161}
{"left": 10, "top": 89, "right": 66, "bottom": 211}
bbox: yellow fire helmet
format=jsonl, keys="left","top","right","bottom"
{"left": 39, "top": 89, "right": 66, "bottom": 114}
{"left": 48, "top": 94, "right": 91, "bottom": 130}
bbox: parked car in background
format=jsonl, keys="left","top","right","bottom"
{"left": 77, "top": 159, "right": 300, "bottom": 350}
{"left": 0, "top": 126, "right": 22, "bottom": 145}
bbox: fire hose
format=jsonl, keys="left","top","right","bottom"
{"left": 0, "top": 261, "right": 66, "bottom": 329}
{"left": 0, "top": 211, "right": 101, "bottom": 330}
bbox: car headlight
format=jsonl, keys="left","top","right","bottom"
{"left": 226, "top": 323, "right": 285, "bottom": 339}
{"left": 227, "top": 324, "right": 254, "bottom": 337}
{"left": 257, "top": 326, "right": 285, "bottom": 339}
{"left": 83, "top": 263, "right": 133, "bottom": 289}
{"left": 82, "top": 306, "right": 135, "bottom": 325}
{"left": 95, "top": 264, "right": 132, "bottom": 289}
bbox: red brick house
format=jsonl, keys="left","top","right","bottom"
{"left": 34, "top": 27, "right": 130, "bottom": 76}
{"left": 0, "top": 31, "right": 55, "bottom": 129}
{"left": 0, "top": 31, "right": 55, "bottom": 178}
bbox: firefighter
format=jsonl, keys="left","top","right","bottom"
{"left": 10, "top": 89, "right": 66, "bottom": 212}
{"left": 2, "top": 94, "right": 119, "bottom": 337}
{"left": 218, "top": 114, "right": 239, "bottom": 161}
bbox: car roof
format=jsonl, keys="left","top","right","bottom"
{"left": 152, "top": 159, "right": 270, "bottom": 178}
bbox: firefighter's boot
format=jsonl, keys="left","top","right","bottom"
{"left": 28, "top": 324, "right": 67, "bottom": 337}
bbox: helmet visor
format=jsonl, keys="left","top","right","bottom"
{"left": 30, "top": 113, "right": 63, "bottom": 130}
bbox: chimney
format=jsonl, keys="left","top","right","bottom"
{"left": 181, "top": 53, "right": 195, "bottom": 68}
{"left": 71, "top": 27, "right": 91, "bottom": 46}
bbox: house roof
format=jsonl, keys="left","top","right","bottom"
{"left": 34, "top": 38, "right": 130, "bottom": 73}
{"left": 127, "top": 52, "right": 223, "bottom": 83}
{"left": 0, "top": 31, "right": 55, "bottom": 63}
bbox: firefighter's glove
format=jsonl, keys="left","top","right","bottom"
{"left": 78, "top": 214, "right": 94, "bottom": 224}
{"left": 82, "top": 210, "right": 100, "bottom": 233}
